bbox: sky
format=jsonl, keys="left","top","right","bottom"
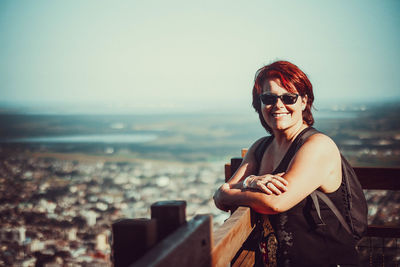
{"left": 0, "top": 0, "right": 399, "bottom": 114}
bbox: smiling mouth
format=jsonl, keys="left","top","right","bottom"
{"left": 272, "top": 112, "right": 290, "bottom": 118}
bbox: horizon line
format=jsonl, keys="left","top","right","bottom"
{"left": 0, "top": 98, "right": 399, "bottom": 115}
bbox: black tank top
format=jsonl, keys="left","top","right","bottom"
{"left": 257, "top": 128, "right": 359, "bottom": 266}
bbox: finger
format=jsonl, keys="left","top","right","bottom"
{"left": 216, "top": 202, "right": 230, "bottom": 212}
{"left": 260, "top": 174, "right": 275, "bottom": 184}
{"left": 252, "top": 176, "right": 266, "bottom": 187}
{"left": 271, "top": 177, "right": 289, "bottom": 189}
{"left": 266, "top": 182, "right": 282, "bottom": 195}
{"left": 276, "top": 172, "right": 285, "bottom": 176}
{"left": 273, "top": 176, "right": 289, "bottom": 186}
{"left": 256, "top": 180, "right": 271, "bottom": 192}
{"left": 270, "top": 180, "right": 288, "bottom": 192}
{"left": 222, "top": 206, "right": 230, "bottom": 212}
{"left": 259, "top": 183, "right": 273, "bottom": 195}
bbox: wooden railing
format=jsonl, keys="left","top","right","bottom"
{"left": 112, "top": 201, "right": 256, "bottom": 267}
{"left": 112, "top": 154, "right": 400, "bottom": 267}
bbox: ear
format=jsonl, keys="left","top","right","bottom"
{"left": 301, "top": 95, "right": 308, "bottom": 111}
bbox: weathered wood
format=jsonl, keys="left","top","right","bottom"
{"left": 211, "top": 207, "right": 255, "bottom": 267}
{"left": 151, "top": 200, "right": 187, "bottom": 241}
{"left": 366, "top": 225, "right": 400, "bottom": 238}
{"left": 231, "top": 225, "right": 261, "bottom": 267}
{"left": 112, "top": 218, "right": 157, "bottom": 267}
{"left": 231, "top": 158, "right": 243, "bottom": 176}
{"left": 131, "top": 215, "right": 212, "bottom": 267}
{"left": 231, "top": 249, "right": 255, "bottom": 267}
{"left": 225, "top": 163, "right": 232, "bottom": 182}
{"left": 241, "top": 149, "right": 248, "bottom": 158}
{"left": 354, "top": 167, "right": 400, "bottom": 190}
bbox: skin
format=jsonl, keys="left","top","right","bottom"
{"left": 213, "top": 78, "right": 342, "bottom": 214}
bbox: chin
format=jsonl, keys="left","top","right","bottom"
{"left": 270, "top": 123, "right": 290, "bottom": 132}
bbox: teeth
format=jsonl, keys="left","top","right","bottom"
{"left": 272, "top": 113, "right": 289, "bottom": 118}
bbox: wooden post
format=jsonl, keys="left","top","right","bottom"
{"left": 151, "top": 200, "right": 187, "bottom": 242}
{"left": 131, "top": 215, "right": 212, "bottom": 267}
{"left": 225, "top": 163, "right": 232, "bottom": 182}
{"left": 241, "top": 149, "right": 248, "bottom": 158}
{"left": 230, "top": 158, "right": 243, "bottom": 179}
{"left": 112, "top": 218, "right": 157, "bottom": 267}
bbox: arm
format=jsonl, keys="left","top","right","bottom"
{"left": 214, "top": 137, "right": 288, "bottom": 211}
{"left": 215, "top": 133, "right": 342, "bottom": 214}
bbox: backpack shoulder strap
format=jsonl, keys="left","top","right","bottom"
{"left": 311, "top": 191, "right": 352, "bottom": 235}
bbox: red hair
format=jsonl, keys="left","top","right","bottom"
{"left": 252, "top": 61, "right": 314, "bottom": 133}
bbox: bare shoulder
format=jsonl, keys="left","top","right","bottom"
{"left": 291, "top": 132, "right": 341, "bottom": 167}
{"left": 302, "top": 132, "right": 340, "bottom": 156}
{"left": 288, "top": 132, "right": 342, "bottom": 193}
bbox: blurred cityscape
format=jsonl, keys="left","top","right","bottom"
{"left": 0, "top": 102, "right": 399, "bottom": 266}
{"left": 0, "top": 153, "right": 227, "bottom": 266}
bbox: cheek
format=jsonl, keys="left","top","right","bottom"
{"left": 261, "top": 106, "right": 271, "bottom": 121}
{"left": 261, "top": 104, "right": 270, "bottom": 115}
{"left": 289, "top": 102, "right": 302, "bottom": 113}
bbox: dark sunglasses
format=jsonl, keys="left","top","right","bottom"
{"left": 259, "top": 93, "right": 299, "bottom": 105}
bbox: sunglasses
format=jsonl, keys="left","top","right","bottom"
{"left": 259, "top": 93, "right": 299, "bottom": 105}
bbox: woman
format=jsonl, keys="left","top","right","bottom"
{"left": 213, "top": 61, "right": 359, "bottom": 266}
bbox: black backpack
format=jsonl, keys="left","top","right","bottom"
{"left": 255, "top": 127, "right": 368, "bottom": 241}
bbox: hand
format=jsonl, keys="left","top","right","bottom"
{"left": 213, "top": 183, "right": 231, "bottom": 212}
{"left": 246, "top": 173, "right": 288, "bottom": 195}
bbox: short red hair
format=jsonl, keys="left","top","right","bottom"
{"left": 252, "top": 61, "right": 314, "bottom": 133}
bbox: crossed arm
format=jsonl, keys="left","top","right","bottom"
{"left": 213, "top": 133, "right": 341, "bottom": 214}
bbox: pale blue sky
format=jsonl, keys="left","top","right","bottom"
{"left": 0, "top": 0, "right": 399, "bottom": 113}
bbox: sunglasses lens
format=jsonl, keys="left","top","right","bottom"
{"left": 282, "top": 94, "right": 298, "bottom": 104}
{"left": 260, "top": 93, "right": 299, "bottom": 105}
{"left": 260, "top": 94, "right": 277, "bottom": 105}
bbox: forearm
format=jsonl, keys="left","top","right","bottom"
{"left": 216, "top": 184, "right": 280, "bottom": 214}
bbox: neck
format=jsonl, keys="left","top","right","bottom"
{"left": 272, "top": 123, "right": 309, "bottom": 147}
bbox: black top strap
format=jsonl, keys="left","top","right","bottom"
{"left": 254, "top": 136, "right": 273, "bottom": 170}
{"left": 274, "top": 127, "right": 319, "bottom": 173}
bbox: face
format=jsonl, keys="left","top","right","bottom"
{"left": 261, "top": 78, "right": 307, "bottom": 133}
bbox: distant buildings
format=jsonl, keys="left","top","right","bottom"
{"left": 0, "top": 153, "right": 227, "bottom": 266}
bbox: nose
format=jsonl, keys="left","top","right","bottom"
{"left": 275, "top": 97, "right": 285, "bottom": 108}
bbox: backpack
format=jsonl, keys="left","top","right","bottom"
{"left": 255, "top": 127, "right": 368, "bottom": 241}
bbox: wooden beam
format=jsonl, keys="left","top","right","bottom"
{"left": 211, "top": 207, "right": 255, "bottom": 267}
{"left": 366, "top": 225, "right": 400, "bottom": 238}
{"left": 131, "top": 215, "right": 212, "bottom": 267}
{"left": 354, "top": 167, "right": 400, "bottom": 190}
{"left": 231, "top": 249, "right": 255, "bottom": 267}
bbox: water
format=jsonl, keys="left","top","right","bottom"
{"left": 0, "top": 134, "right": 158, "bottom": 144}
{"left": 314, "top": 109, "right": 359, "bottom": 119}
